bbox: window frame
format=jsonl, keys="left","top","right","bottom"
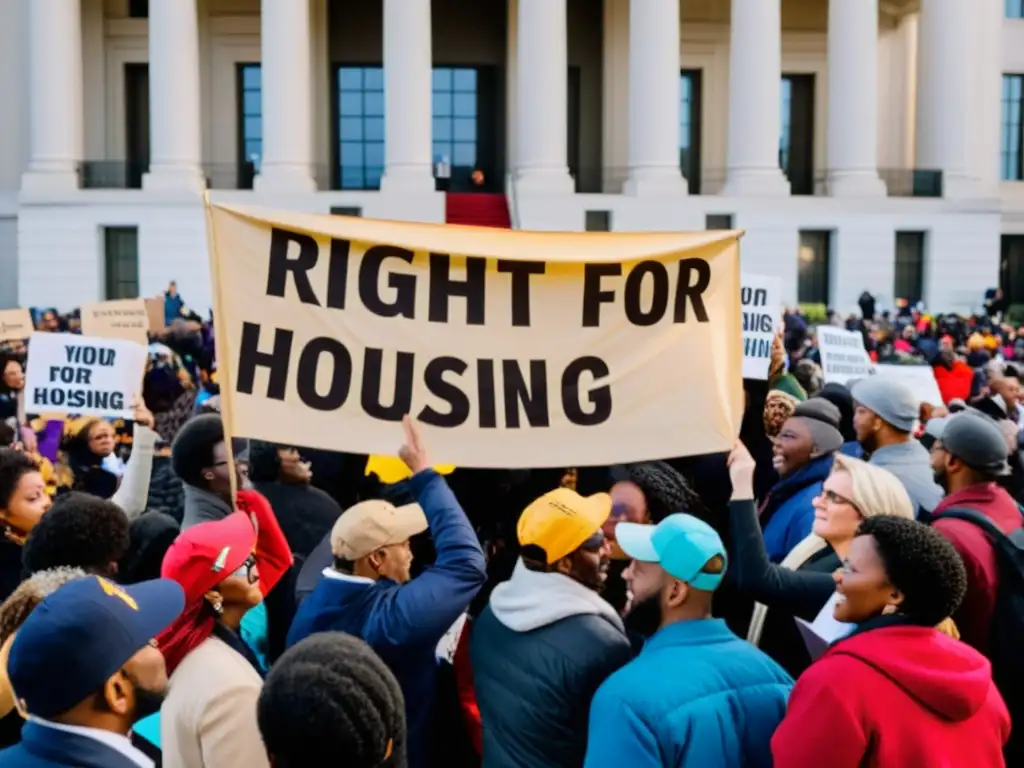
{"left": 236, "top": 63, "right": 262, "bottom": 190}
{"left": 1002, "top": 74, "right": 1024, "bottom": 182}
{"left": 103, "top": 227, "right": 140, "bottom": 301}
{"left": 797, "top": 230, "right": 832, "bottom": 306}
{"left": 894, "top": 231, "right": 927, "bottom": 305}
{"left": 680, "top": 69, "right": 703, "bottom": 194}
{"left": 333, "top": 65, "right": 385, "bottom": 191}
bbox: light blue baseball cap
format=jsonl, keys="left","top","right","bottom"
{"left": 616, "top": 514, "right": 727, "bottom": 591}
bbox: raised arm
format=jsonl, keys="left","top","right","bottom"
{"left": 726, "top": 443, "right": 836, "bottom": 620}
{"left": 371, "top": 417, "right": 486, "bottom": 648}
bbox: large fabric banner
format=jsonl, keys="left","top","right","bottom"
{"left": 206, "top": 202, "right": 744, "bottom": 468}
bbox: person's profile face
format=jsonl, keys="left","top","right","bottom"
{"left": 377, "top": 540, "right": 414, "bottom": 583}
{"left": 772, "top": 417, "right": 814, "bottom": 476}
{"left": 112, "top": 642, "right": 169, "bottom": 723}
{"left": 623, "top": 558, "right": 662, "bottom": 614}
{"left": 832, "top": 534, "right": 898, "bottom": 624}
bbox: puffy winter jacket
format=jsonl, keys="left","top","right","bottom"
{"left": 470, "top": 562, "right": 633, "bottom": 768}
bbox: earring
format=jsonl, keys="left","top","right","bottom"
{"left": 212, "top": 600, "right": 223, "bottom": 615}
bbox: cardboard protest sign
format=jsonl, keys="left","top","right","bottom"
{"left": 206, "top": 202, "right": 745, "bottom": 467}
{"left": 818, "top": 327, "right": 873, "bottom": 385}
{"left": 873, "top": 364, "right": 944, "bottom": 407}
{"left": 740, "top": 273, "right": 782, "bottom": 380}
{"left": 23, "top": 332, "right": 147, "bottom": 419}
{"left": 80, "top": 299, "right": 150, "bottom": 344}
{"left": 145, "top": 298, "right": 166, "bottom": 332}
{"left": 0, "top": 308, "right": 34, "bottom": 342}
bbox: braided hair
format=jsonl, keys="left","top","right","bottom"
{"left": 258, "top": 632, "right": 407, "bottom": 768}
{"left": 621, "top": 460, "right": 711, "bottom": 524}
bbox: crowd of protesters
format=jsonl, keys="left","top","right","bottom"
{"left": 0, "top": 282, "right": 1019, "bottom": 767}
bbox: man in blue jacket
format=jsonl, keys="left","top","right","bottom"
{"left": 0, "top": 576, "right": 184, "bottom": 768}
{"left": 287, "top": 416, "right": 486, "bottom": 768}
{"left": 585, "top": 514, "right": 793, "bottom": 768}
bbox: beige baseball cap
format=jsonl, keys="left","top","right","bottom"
{"left": 330, "top": 500, "right": 429, "bottom": 561}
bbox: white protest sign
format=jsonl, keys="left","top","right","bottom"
{"left": 740, "top": 273, "right": 782, "bottom": 379}
{"left": 818, "top": 327, "right": 873, "bottom": 385}
{"left": 872, "top": 364, "right": 944, "bottom": 407}
{"left": 24, "top": 333, "right": 147, "bottom": 419}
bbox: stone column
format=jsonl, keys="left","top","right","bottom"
{"left": 380, "top": 0, "right": 435, "bottom": 193}
{"left": 515, "top": 0, "right": 574, "bottom": 194}
{"left": 723, "top": 0, "right": 789, "bottom": 196}
{"left": 144, "top": 0, "right": 204, "bottom": 191}
{"left": 624, "top": 0, "right": 687, "bottom": 196}
{"left": 255, "top": 0, "right": 316, "bottom": 192}
{"left": 915, "top": 0, "right": 973, "bottom": 197}
{"left": 826, "top": 0, "right": 885, "bottom": 196}
{"left": 23, "top": 0, "right": 83, "bottom": 192}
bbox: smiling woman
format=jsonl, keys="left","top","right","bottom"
{"left": 0, "top": 449, "right": 53, "bottom": 604}
{"left": 771, "top": 517, "right": 1010, "bottom": 768}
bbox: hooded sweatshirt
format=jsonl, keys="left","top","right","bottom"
{"left": 470, "top": 562, "right": 632, "bottom": 768}
{"left": 772, "top": 625, "right": 1010, "bottom": 768}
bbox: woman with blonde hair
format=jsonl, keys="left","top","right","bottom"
{"left": 726, "top": 444, "right": 917, "bottom": 677}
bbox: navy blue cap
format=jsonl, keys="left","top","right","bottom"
{"left": 8, "top": 576, "right": 185, "bottom": 719}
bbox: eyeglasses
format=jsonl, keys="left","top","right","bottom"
{"left": 821, "top": 489, "right": 857, "bottom": 508}
{"left": 580, "top": 531, "right": 607, "bottom": 551}
{"left": 233, "top": 555, "right": 258, "bottom": 585}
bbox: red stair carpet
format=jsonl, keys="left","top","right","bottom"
{"left": 445, "top": 193, "right": 511, "bottom": 229}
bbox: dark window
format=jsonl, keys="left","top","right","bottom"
{"left": 433, "top": 67, "right": 478, "bottom": 178}
{"left": 1001, "top": 235, "right": 1024, "bottom": 305}
{"left": 1002, "top": 74, "right": 1024, "bottom": 181}
{"left": 568, "top": 66, "right": 581, "bottom": 189}
{"left": 797, "top": 230, "right": 831, "bottom": 305}
{"left": 237, "top": 64, "right": 262, "bottom": 189}
{"left": 680, "top": 70, "right": 703, "bottom": 194}
{"left": 1008, "top": 0, "right": 1024, "bottom": 18}
{"left": 124, "top": 63, "right": 149, "bottom": 189}
{"left": 894, "top": 232, "right": 926, "bottom": 304}
{"left": 705, "top": 214, "right": 733, "bottom": 230}
{"left": 336, "top": 66, "right": 385, "bottom": 190}
{"left": 781, "top": 74, "right": 815, "bottom": 195}
{"left": 330, "top": 206, "right": 363, "bottom": 217}
{"left": 585, "top": 211, "right": 611, "bottom": 231}
{"left": 128, "top": 0, "right": 148, "bottom": 18}
{"left": 104, "top": 227, "right": 139, "bottom": 300}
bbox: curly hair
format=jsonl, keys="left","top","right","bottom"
{"left": 621, "top": 461, "right": 710, "bottom": 524}
{"left": 170, "top": 413, "right": 224, "bottom": 487}
{"left": 0, "top": 448, "right": 40, "bottom": 510}
{"left": 22, "top": 492, "right": 130, "bottom": 576}
{"left": 0, "top": 567, "right": 87, "bottom": 645}
{"left": 258, "top": 632, "right": 406, "bottom": 768}
{"left": 857, "top": 515, "right": 968, "bottom": 626}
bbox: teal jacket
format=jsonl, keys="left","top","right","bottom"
{"left": 585, "top": 619, "right": 793, "bottom": 768}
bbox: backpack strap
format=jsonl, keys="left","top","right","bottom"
{"left": 930, "top": 507, "right": 1009, "bottom": 544}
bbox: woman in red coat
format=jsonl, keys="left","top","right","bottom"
{"left": 772, "top": 515, "right": 1010, "bottom": 768}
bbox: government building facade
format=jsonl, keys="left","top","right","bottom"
{"left": 1, "top": 0, "right": 1023, "bottom": 316}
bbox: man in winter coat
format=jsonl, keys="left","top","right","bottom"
{"left": 851, "top": 378, "right": 943, "bottom": 515}
{"left": 585, "top": 514, "right": 792, "bottom": 767}
{"left": 930, "top": 412, "right": 1024, "bottom": 653}
{"left": 287, "top": 417, "right": 486, "bottom": 768}
{"left": 470, "top": 488, "right": 632, "bottom": 768}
